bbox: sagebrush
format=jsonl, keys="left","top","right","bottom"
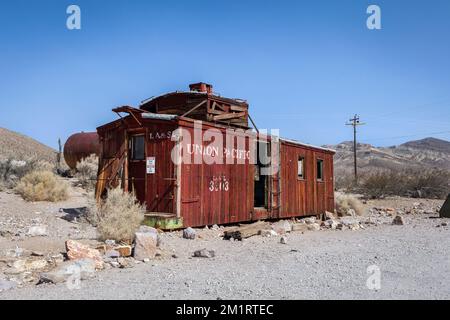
{"left": 335, "top": 192, "right": 365, "bottom": 216}
{"left": 359, "top": 169, "right": 450, "bottom": 199}
{"left": 75, "top": 154, "right": 98, "bottom": 190}
{"left": 88, "top": 188, "right": 145, "bottom": 242}
{"left": 0, "top": 158, "right": 54, "bottom": 189}
{"left": 15, "top": 170, "right": 69, "bottom": 202}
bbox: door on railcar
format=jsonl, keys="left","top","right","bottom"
{"left": 145, "top": 127, "right": 176, "bottom": 214}
{"left": 128, "top": 133, "right": 147, "bottom": 205}
{"left": 315, "top": 157, "right": 326, "bottom": 214}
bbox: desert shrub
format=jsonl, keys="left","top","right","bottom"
{"left": 359, "top": 171, "right": 397, "bottom": 199}
{"left": 88, "top": 188, "right": 145, "bottom": 242}
{"left": 335, "top": 192, "right": 365, "bottom": 216}
{"left": 15, "top": 170, "right": 69, "bottom": 202}
{"left": 358, "top": 169, "right": 450, "bottom": 199}
{"left": 0, "top": 158, "right": 54, "bottom": 189}
{"left": 335, "top": 173, "right": 357, "bottom": 191}
{"left": 75, "top": 154, "right": 98, "bottom": 190}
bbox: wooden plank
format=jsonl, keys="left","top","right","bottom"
{"left": 181, "top": 100, "right": 207, "bottom": 117}
{"left": 230, "top": 105, "right": 248, "bottom": 112}
{"left": 223, "top": 221, "right": 271, "bottom": 240}
{"left": 213, "top": 111, "right": 247, "bottom": 121}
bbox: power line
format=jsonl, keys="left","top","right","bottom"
{"left": 346, "top": 114, "right": 365, "bottom": 183}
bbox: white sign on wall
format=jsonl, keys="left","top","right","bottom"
{"left": 146, "top": 157, "right": 155, "bottom": 174}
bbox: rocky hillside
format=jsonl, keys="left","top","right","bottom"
{"left": 0, "top": 127, "right": 56, "bottom": 163}
{"left": 325, "top": 137, "right": 450, "bottom": 175}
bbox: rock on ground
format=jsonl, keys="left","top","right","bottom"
{"left": 133, "top": 228, "right": 158, "bottom": 261}
{"left": 66, "top": 240, "right": 104, "bottom": 269}
{"left": 183, "top": 227, "right": 196, "bottom": 240}
{"left": 193, "top": 249, "right": 215, "bottom": 258}
{"left": 271, "top": 220, "right": 292, "bottom": 234}
{"left": 39, "top": 259, "right": 96, "bottom": 284}
{"left": 392, "top": 216, "right": 405, "bottom": 225}
{"left": 27, "top": 225, "right": 47, "bottom": 237}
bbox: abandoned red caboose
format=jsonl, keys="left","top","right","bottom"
{"left": 95, "top": 83, "right": 335, "bottom": 229}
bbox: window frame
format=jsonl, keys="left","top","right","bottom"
{"left": 316, "top": 158, "right": 324, "bottom": 182}
{"left": 130, "top": 134, "right": 146, "bottom": 161}
{"left": 297, "top": 156, "right": 305, "bottom": 180}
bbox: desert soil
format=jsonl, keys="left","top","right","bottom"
{"left": 0, "top": 187, "right": 448, "bottom": 300}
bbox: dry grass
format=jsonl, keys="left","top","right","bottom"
{"left": 335, "top": 192, "right": 365, "bottom": 216}
{"left": 88, "top": 188, "right": 145, "bottom": 242}
{"left": 75, "top": 154, "right": 98, "bottom": 190}
{"left": 0, "top": 158, "right": 54, "bottom": 189}
{"left": 15, "top": 170, "right": 69, "bottom": 202}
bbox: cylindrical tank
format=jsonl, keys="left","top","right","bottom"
{"left": 64, "top": 132, "right": 101, "bottom": 170}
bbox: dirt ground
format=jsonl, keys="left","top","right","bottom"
{"left": 0, "top": 185, "right": 448, "bottom": 300}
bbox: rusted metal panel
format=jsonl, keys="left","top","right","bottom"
{"left": 64, "top": 132, "right": 101, "bottom": 170}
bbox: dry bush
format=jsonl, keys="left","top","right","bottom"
{"left": 88, "top": 188, "right": 145, "bottom": 242}
{"left": 335, "top": 174, "right": 357, "bottom": 191}
{"left": 335, "top": 192, "right": 365, "bottom": 216}
{"left": 75, "top": 154, "right": 98, "bottom": 190}
{"left": 358, "top": 169, "right": 450, "bottom": 199}
{"left": 15, "top": 170, "right": 69, "bottom": 202}
{"left": 0, "top": 158, "right": 54, "bottom": 189}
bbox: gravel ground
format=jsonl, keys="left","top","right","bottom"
{"left": 1, "top": 207, "right": 449, "bottom": 300}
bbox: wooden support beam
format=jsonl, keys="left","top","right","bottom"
{"left": 181, "top": 100, "right": 207, "bottom": 117}
{"left": 230, "top": 105, "right": 247, "bottom": 112}
{"left": 213, "top": 111, "right": 246, "bottom": 121}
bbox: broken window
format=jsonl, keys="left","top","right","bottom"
{"left": 131, "top": 135, "right": 145, "bottom": 160}
{"left": 298, "top": 157, "right": 305, "bottom": 179}
{"left": 316, "top": 159, "right": 323, "bottom": 181}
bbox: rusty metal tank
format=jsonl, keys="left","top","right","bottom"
{"left": 64, "top": 132, "right": 101, "bottom": 170}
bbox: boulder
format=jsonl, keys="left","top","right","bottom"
{"left": 133, "top": 231, "right": 158, "bottom": 261}
{"left": 271, "top": 220, "right": 292, "bottom": 234}
{"left": 27, "top": 225, "right": 47, "bottom": 237}
{"left": 65, "top": 240, "right": 104, "bottom": 269}
{"left": 392, "top": 216, "right": 405, "bottom": 225}
{"left": 40, "top": 259, "right": 96, "bottom": 284}
{"left": 193, "top": 249, "right": 215, "bottom": 258}
{"left": 183, "top": 227, "right": 196, "bottom": 240}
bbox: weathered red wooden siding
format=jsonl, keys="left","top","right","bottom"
{"left": 144, "top": 121, "right": 177, "bottom": 213}
{"left": 97, "top": 115, "right": 334, "bottom": 227}
{"left": 279, "top": 141, "right": 334, "bottom": 218}
{"left": 178, "top": 121, "right": 254, "bottom": 227}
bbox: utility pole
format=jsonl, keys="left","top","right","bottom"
{"left": 346, "top": 115, "right": 365, "bottom": 183}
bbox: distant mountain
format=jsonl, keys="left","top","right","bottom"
{"left": 0, "top": 127, "right": 56, "bottom": 163}
{"left": 324, "top": 137, "right": 450, "bottom": 175}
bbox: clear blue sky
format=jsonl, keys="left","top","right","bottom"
{"left": 1, "top": 0, "right": 449, "bottom": 149}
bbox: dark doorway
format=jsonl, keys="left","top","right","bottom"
{"left": 254, "top": 141, "right": 270, "bottom": 208}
